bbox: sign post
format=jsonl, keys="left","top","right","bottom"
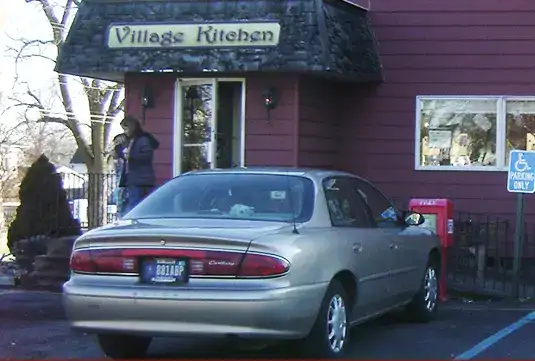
{"left": 507, "top": 150, "right": 535, "bottom": 298}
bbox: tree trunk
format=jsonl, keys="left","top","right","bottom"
{"left": 86, "top": 119, "right": 108, "bottom": 230}
{"left": 86, "top": 165, "right": 108, "bottom": 230}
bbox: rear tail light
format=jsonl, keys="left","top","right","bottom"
{"left": 70, "top": 248, "right": 136, "bottom": 274}
{"left": 70, "top": 248, "right": 290, "bottom": 278}
{"left": 238, "top": 253, "right": 290, "bottom": 277}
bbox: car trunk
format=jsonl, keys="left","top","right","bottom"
{"left": 71, "top": 218, "right": 294, "bottom": 281}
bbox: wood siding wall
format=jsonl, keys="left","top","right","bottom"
{"left": 245, "top": 75, "right": 299, "bottom": 167}
{"left": 124, "top": 74, "right": 300, "bottom": 184}
{"left": 124, "top": 73, "right": 175, "bottom": 186}
{"left": 297, "top": 77, "right": 341, "bottom": 169}
{"left": 339, "top": 0, "right": 535, "bottom": 219}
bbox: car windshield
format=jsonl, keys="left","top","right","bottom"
{"left": 125, "top": 173, "right": 315, "bottom": 222}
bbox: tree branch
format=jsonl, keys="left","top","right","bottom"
{"left": 104, "top": 87, "right": 124, "bottom": 146}
{"left": 5, "top": 38, "right": 57, "bottom": 85}
{"left": 25, "top": 0, "right": 63, "bottom": 43}
{"left": 60, "top": 0, "right": 75, "bottom": 28}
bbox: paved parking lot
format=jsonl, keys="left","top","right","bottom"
{"left": 1, "top": 290, "right": 535, "bottom": 359}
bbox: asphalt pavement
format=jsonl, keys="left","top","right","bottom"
{"left": 1, "top": 289, "right": 535, "bottom": 359}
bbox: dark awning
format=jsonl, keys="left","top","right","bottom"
{"left": 56, "top": 0, "right": 382, "bottom": 83}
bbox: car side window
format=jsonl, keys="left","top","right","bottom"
{"left": 322, "top": 177, "right": 371, "bottom": 228}
{"left": 349, "top": 178, "right": 400, "bottom": 228}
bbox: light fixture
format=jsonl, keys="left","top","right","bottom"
{"left": 140, "top": 85, "right": 155, "bottom": 125}
{"left": 262, "top": 86, "right": 277, "bottom": 121}
{"left": 141, "top": 85, "right": 154, "bottom": 109}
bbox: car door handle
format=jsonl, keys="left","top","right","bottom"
{"left": 352, "top": 243, "right": 363, "bottom": 253}
{"left": 390, "top": 243, "right": 398, "bottom": 250}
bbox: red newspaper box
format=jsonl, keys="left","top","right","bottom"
{"left": 408, "top": 198, "right": 454, "bottom": 302}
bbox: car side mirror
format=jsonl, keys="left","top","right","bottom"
{"left": 404, "top": 211, "right": 425, "bottom": 226}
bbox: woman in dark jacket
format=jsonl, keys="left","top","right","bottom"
{"left": 116, "top": 115, "right": 160, "bottom": 213}
{"left": 111, "top": 133, "right": 130, "bottom": 217}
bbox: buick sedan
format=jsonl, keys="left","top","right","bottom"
{"left": 63, "top": 168, "right": 441, "bottom": 359}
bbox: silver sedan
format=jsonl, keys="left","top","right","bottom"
{"left": 63, "top": 168, "right": 441, "bottom": 358}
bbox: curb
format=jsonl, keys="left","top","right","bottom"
{"left": 447, "top": 283, "right": 509, "bottom": 301}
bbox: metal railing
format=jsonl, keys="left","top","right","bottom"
{"left": 59, "top": 172, "right": 119, "bottom": 230}
{"left": 448, "top": 212, "right": 535, "bottom": 299}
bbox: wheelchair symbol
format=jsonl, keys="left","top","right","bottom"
{"left": 515, "top": 153, "right": 531, "bottom": 172}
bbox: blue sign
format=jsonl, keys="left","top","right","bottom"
{"left": 507, "top": 150, "right": 535, "bottom": 193}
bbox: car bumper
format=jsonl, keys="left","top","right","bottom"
{"left": 63, "top": 280, "right": 328, "bottom": 339}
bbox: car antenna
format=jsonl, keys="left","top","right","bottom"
{"left": 285, "top": 170, "right": 299, "bottom": 234}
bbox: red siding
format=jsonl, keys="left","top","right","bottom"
{"left": 338, "top": 0, "right": 535, "bottom": 219}
{"left": 297, "top": 77, "right": 341, "bottom": 169}
{"left": 125, "top": 73, "right": 175, "bottom": 186}
{"left": 245, "top": 75, "right": 299, "bottom": 167}
{"left": 124, "top": 74, "right": 299, "bottom": 183}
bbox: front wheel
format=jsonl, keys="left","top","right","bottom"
{"left": 406, "top": 260, "right": 439, "bottom": 322}
{"left": 97, "top": 334, "right": 152, "bottom": 359}
{"left": 299, "top": 280, "right": 351, "bottom": 358}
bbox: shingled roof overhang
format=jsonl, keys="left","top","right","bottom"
{"left": 55, "top": 0, "right": 383, "bottom": 83}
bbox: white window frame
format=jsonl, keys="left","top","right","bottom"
{"left": 172, "top": 78, "right": 246, "bottom": 177}
{"left": 415, "top": 95, "right": 535, "bottom": 172}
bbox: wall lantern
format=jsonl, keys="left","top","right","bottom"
{"left": 262, "top": 86, "right": 277, "bottom": 121}
{"left": 141, "top": 85, "right": 155, "bottom": 125}
{"left": 142, "top": 85, "right": 155, "bottom": 109}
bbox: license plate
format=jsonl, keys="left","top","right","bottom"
{"left": 141, "top": 258, "right": 188, "bottom": 284}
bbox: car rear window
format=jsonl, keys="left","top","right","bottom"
{"left": 125, "top": 173, "right": 315, "bottom": 223}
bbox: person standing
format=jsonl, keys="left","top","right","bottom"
{"left": 119, "top": 115, "right": 160, "bottom": 213}
{"left": 111, "top": 133, "right": 129, "bottom": 217}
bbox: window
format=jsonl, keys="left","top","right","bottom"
{"left": 416, "top": 96, "right": 535, "bottom": 171}
{"left": 323, "top": 177, "right": 371, "bottom": 227}
{"left": 349, "top": 178, "right": 400, "bottom": 227}
{"left": 125, "top": 173, "right": 315, "bottom": 223}
{"left": 506, "top": 100, "right": 535, "bottom": 166}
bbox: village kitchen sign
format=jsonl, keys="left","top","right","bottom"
{"left": 106, "top": 22, "right": 281, "bottom": 49}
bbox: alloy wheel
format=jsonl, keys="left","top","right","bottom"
{"left": 326, "top": 294, "right": 347, "bottom": 353}
{"left": 424, "top": 266, "right": 438, "bottom": 311}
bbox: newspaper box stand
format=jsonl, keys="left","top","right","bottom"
{"left": 408, "top": 198, "right": 454, "bottom": 302}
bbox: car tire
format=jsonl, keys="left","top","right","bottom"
{"left": 97, "top": 334, "right": 152, "bottom": 359}
{"left": 406, "top": 259, "right": 439, "bottom": 322}
{"left": 299, "top": 279, "right": 351, "bottom": 358}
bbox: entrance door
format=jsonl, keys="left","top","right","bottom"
{"left": 173, "top": 79, "right": 245, "bottom": 176}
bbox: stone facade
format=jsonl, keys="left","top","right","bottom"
{"left": 55, "top": 0, "right": 382, "bottom": 82}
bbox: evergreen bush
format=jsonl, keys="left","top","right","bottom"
{"left": 7, "top": 155, "right": 81, "bottom": 252}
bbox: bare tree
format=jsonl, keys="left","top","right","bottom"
{"left": 0, "top": 126, "right": 23, "bottom": 202}
{"left": 6, "top": 0, "right": 124, "bottom": 228}
{"left": 20, "top": 120, "right": 75, "bottom": 166}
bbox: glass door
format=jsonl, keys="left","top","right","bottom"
{"left": 176, "top": 79, "right": 218, "bottom": 174}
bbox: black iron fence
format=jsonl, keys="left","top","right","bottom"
{"left": 448, "top": 212, "right": 535, "bottom": 299}
{"left": 59, "top": 172, "right": 119, "bottom": 230}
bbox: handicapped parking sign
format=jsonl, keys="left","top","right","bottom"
{"left": 507, "top": 150, "right": 535, "bottom": 193}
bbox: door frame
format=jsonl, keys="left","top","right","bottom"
{"left": 172, "top": 78, "right": 246, "bottom": 177}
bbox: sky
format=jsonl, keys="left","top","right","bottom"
{"left": 0, "top": 0, "right": 122, "bottom": 141}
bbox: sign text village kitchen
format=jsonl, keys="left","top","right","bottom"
{"left": 106, "top": 22, "right": 281, "bottom": 49}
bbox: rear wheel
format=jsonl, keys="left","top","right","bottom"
{"left": 406, "top": 259, "right": 439, "bottom": 322}
{"left": 299, "top": 280, "right": 351, "bottom": 358}
{"left": 97, "top": 334, "right": 152, "bottom": 359}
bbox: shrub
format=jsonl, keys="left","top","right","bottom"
{"left": 7, "top": 155, "right": 81, "bottom": 252}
